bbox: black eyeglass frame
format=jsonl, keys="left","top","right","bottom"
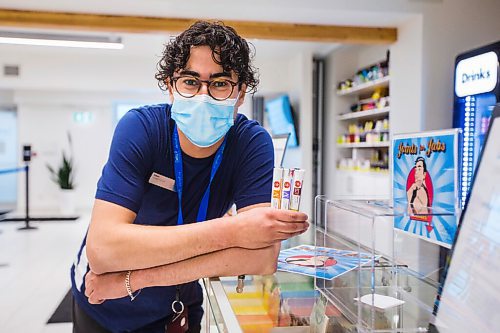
{"left": 171, "top": 76, "right": 239, "bottom": 101}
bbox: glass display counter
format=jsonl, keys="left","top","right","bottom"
{"left": 314, "top": 196, "right": 459, "bottom": 332}
{"left": 203, "top": 197, "right": 459, "bottom": 333}
{"left": 202, "top": 232, "right": 349, "bottom": 332}
{"left": 203, "top": 272, "right": 348, "bottom": 333}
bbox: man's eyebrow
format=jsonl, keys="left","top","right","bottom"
{"left": 178, "top": 70, "right": 200, "bottom": 77}
{"left": 210, "top": 72, "right": 233, "bottom": 79}
{"left": 178, "top": 70, "right": 233, "bottom": 80}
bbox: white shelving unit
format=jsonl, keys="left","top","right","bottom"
{"left": 334, "top": 169, "right": 390, "bottom": 199}
{"left": 337, "top": 141, "right": 390, "bottom": 148}
{"left": 336, "top": 76, "right": 390, "bottom": 97}
{"left": 334, "top": 69, "right": 391, "bottom": 199}
{"left": 338, "top": 106, "right": 390, "bottom": 121}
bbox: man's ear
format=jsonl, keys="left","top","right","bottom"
{"left": 166, "top": 79, "right": 174, "bottom": 104}
{"left": 235, "top": 84, "right": 247, "bottom": 108}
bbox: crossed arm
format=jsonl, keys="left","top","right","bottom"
{"left": 84, "top": 199, "right": 309, "bottom": 304}
{"left": 85, "top": 243, "right": 281, "bottom": 304}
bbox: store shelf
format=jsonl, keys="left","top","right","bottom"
{"left": 338, "top": 107, "right": 390, "bottom": 121}
{"left": 337, "top": 142, "right": 390, "bottom": 148}
{"left": 333, "top": 170, "right": 390, "bottom": 198}
{"left": 336, "top": 169, "right": 389, "bottom": 176}
{"left": 336, "top": 76, "right": 390, "bottom": 96}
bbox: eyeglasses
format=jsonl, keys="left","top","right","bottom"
{"left": 172, "top": 76, "right": 238, "bottom": 101}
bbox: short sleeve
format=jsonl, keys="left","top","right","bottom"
{"left": 95, "top": 110, "right": 154, "bottom": 213}
{"left": 233, "top": 126, "right": 274, "bottom": 210}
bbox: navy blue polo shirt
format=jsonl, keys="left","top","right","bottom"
{"left": 70, "top": 104, "right": 274, "bottom": 333}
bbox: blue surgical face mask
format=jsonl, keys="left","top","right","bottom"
{"left": 170, "top": 92, "right": 239, "bottom": 148}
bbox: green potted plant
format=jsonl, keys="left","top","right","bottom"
{"left": 46, "top": 152, "right": 75, "bottom": 190}
{"left": 46, "top": 133, "right": 76, "bottom": 214}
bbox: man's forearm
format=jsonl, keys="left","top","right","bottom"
{"left": 131, "top": 245, "right": 280, "bottom": 290}
{"left": 87, "top": 201, "right": 307, "bottom": 275}
{"left": 87, "top": 215, "right": 238, "bottom": 274}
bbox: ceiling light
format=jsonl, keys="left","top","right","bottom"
{"left": 0, "top": 31, "right": 123, "bottom": 50}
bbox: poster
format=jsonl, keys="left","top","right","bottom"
{"left": 392, "top": 130, "right": 459, "bottom": 248}
{"left": 277, "top": 245, "right": 379, "bottom": 280}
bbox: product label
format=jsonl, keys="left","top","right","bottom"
{"left": 293, "top": 180, "right": 303, "bottom": 196}
{"left": 282, "top": 181, "right": 291, "bottom": 197}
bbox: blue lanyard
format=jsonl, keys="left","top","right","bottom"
{"left": 172, "top": 124, "right": 227, "bottom": 225}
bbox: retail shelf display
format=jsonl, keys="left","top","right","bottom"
{"left": 336, "top": 168, "right": 389, "bottom": 174}
{"left": 334, "top": 57, "right": 391, "bottom": 195}
{"left": 337, "top": 76, "right": 390, "bottom": 97}
{"left": 338, "top": 106, "right": 390, "bottom": 121}
{"left": 337, "top": 142, "right": 390, "bottom": 148}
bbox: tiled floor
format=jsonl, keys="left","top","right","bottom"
{"left": 0, "top": 216, "right": 89, "bottom": 333}
{"left": 0, "top": 216, "right": 215, "bottom": 333}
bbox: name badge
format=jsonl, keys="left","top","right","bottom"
{"left": 149, "top": 172, "right": 176, "bottom": 192}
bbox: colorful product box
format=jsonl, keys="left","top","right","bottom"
{"left": 289, "top": 169, "right": 305, "bottom": 211}
{"left": 280, "top": 169, "right": 294, "bottom": 210}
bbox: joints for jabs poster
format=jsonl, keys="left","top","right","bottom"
{"left": 392, "top": 129, "right": 459, "bottom": 248}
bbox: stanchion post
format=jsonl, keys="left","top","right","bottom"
{"left": 18, "top": 146, "right": 37, "bottom": 231}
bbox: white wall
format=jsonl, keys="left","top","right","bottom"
{"left": 14, "top": 90, "right": 164, "bottom": 213}
{"left": 287, "top": 52, "right": 314, "bottom": 217}
{"left": 0, "top": 90, "right": 15, "bottom": 106}
{"left": 323, "top": 46, "right": 358, "bottom": 200}
{"left": 418, "top": 0, "right": 500, "bottom": 130}
{"left": 0, "top": 46, "right": 160, "bottom": 92}
{"left": 389, "top": 15, "right": 424, "bottom": 135}
{"left": 253, "top": 52, "right": 315, "bottom": 217}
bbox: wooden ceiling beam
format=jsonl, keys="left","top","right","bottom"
{"left": 0, "top": 9, "right": 397, "bottom": 44}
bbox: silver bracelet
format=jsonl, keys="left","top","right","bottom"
{"left": 125, "top": 270, "right": 141, "bottom": 301}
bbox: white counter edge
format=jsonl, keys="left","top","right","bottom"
{"left": 210, "top": 278, "right": 243, "bottom": 333}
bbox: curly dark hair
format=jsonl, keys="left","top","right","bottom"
{"left": 155, "top": 21, "right": 259, "bottom": 94}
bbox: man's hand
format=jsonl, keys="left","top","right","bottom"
{"left": 233, "top": 207, "right": 309, "bottom": 249}
{"left": 84, "top": 270, "right": 128, "bottom": 304}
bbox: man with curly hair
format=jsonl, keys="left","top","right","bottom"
{"left": 70, "top": 21, "right": 309, "bottom": 333}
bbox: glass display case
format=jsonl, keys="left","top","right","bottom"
{"left": 314, "top": 196, "right": 460, "bottom": 333}
{"left": 203, "top": 196, "right": 459, "bottom": 333}
{"left": 203, "top": 273, "right": 345, "bottom": 333}
{"left": 203, "top": 230, "right": 333, "bottom": 333}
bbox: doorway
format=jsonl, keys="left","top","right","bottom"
{"left": 0, "top": 107, "right": 18, "bottom": 210}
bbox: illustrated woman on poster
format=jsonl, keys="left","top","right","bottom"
{"left": 407, "top": 157, "right": 431, "bottom": 215}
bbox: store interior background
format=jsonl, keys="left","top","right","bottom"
{"left": 1, "top": 0, "right": 500, "bottom": 332}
